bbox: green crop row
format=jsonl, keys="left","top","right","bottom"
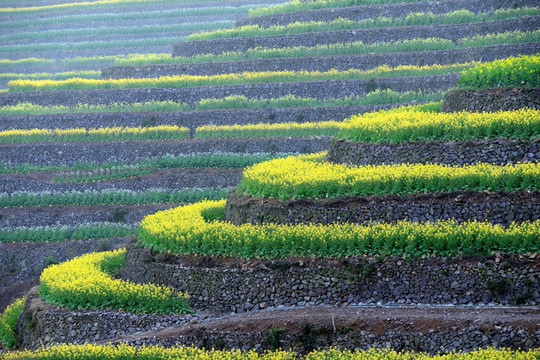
{"left": 3, "top": 346, "right": 539, "bottom": 360}
{"left": 190, "top": 8, "right": 538, "bottom": 41}
{"left": 1, "top": 4, "right": 265, "bottom": 30}
{"left": 139, "top": 200, "right": 540, "bottom": 258}
{"left": 0, "top": 0, "right": 242, "bottom": 15}
{"left": 0, "top": 125, "right": 189, "bottom": 143}
{"left": 0, "top": 100, "right": 190, "bottom": 115}
{"left": 0, "top": 20, "right": 234, "bottom": 44}
{"left": 249, "top": 0, "right": 429, "bottom": 17}
{"left": 39, "top": 249, "right": 191, "bottom": 314}
{"left": 457, "top": 54, "right": 540, "bottom": 89}
{"left": 0, "top": 55, "right": 119, "bottom": 72}
{"left": 0, "top": 297, "right": 25, "bottom": 348}
{"left": 0, "top": 152, "right": 296, "bottom": 175}
{"left": 238, "top": 153, "right": 540, "bottom": 200}
{"left": 0, "top": 70, "right": 100, "bottom": 82}
{"left": 120, "top": 30, "right": 540, "bottom": 65}
{"left": 52, "top": 166, "right": 154, "bottom": 183}
{"left": 0, "top": 222, "right": 138, "bottom": 243}
{"left": 195, "top": 90, "right": 445, "bottom": 110}
{"left": 0, "top": 90, "right": 444, "bottom": 115}
{"left": 195, "top": 120, "right": 341, "bottom": 138}
{"left": 0, "top": 36, "right": 186, "bottom": 55}
{"left": 0, "top": 187, "right": 230, "bottom": 207}
{"left": 7, "top": 62, "right": 474, "bottom": 91}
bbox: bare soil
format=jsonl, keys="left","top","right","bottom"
{"left": 110, "top": 305, "right": 540, "bottom": 344}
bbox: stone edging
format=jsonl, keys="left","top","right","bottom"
{"left": 326, "top": 138, "right": 540, "bottom": 166}
{"left": 103, "top": 43, "right": 540, "bottom": 79}
{"left": 121, "top": 245, "right": 540, "bottom": 313}
{"left": 224, "top": 191, "right": 540, "bottom": 226}
{"left": 172, "top": 17, "right": 539, "bottom": 57}
{"left": 441, "top": 87, "right": 540, "bottom": 112}
{"left": 16, "top": 288, "right": 202, "bottom": 350}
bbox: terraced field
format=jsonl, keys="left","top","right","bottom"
{"left": 0, "top": 0, "right": 539, "bottom": 357}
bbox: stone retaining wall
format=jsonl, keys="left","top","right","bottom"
{"left": 122, "top": 245, "right": 540, "bottom": 313}
{"left": 0, "top": 74, "right": 459, "bottom": 107}
{"left": 113, "top": 319, "right": 539, "bottom": 354}
{"left": 239, "top": 0, "right": 537, "bottom": 27}
{"left": 0, "top": 137, "right": 330, "bottom": 167}
{"left": 326, "top": 138, "right": 540, "bottom": 166}
{"left": 0, "top": 103, "right": 401, "bottom": 133}
{"left": 17, "top": 288, "right": 201, "bottom": 350}
{"left": 441, "top": 88, "right": 540, "bottom": 112}
{"left": 172, "top": 17, "right": 538, "bottom": 57}
{"left": 224, "top": 191, "right": 540, "bottom": 227}
{"left": 103, "top": 43, "right": 540, "bottom": 79}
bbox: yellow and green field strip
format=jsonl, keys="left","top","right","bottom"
{"left": 237, "top": 153, "right": 540, "bottom": 200}
{"left": 195, "top": 108, "right": 539, "bottom": 141}
{"left": 189, "top": 8, "right": 539, "bottom": 41}
{"left": 0, "top": 90, "right": 443, "bottom": 115}
{"left": 0, "top": 70, "right": 101, "bottom": 82}
{"left": 250, "top": 0, "right": 431, "bottom": 17}
{"left": 1, "top": 4, "right": 268, "bottom": 30}
{"left": 457, "top": 54, "right": 540, "bottom": 89}
{"left": 6, "top": 62, "right": 474, "bottom": 91}
{"left": 0, "top": 0, "right": 243, "bottom": 15}
{"left": 0, "top": 297, "right": 25, "bottom": 348}
{"left": 0, "top": 125, "right": 189, "bottom": 143}
{"left": 1, "top": 31, "right": 534, "bottom": 73}
{"left": 139, "top": 200, "right": 540, "bottom": 258}
{"left": 0, "top": 187, "right": 230, "bottom": 207}
{"left": 0, "top": 222, "right": 138, "bottom": 243}
{"left": 0, "top": 36, "right": 186, "bottom": 54}
{"left": 116, "top": 30, "right": 540, "bottom": 65}
{"left": 2, "top": 107, "right": 536, "bottom": 143}
{"left": 0, "top": 20, "right": 234, "bottom": 44}
{"left": 336, "top": 108, "right": 540, "bottom": 143}
{"left": 2, "top": 345, "right": 539, "bottom": 360}
{"left": 0, "top": 152, "right": 295, "bottom": 175}
{"left": 39, "top": 249, "right": 191, "bottom": 314}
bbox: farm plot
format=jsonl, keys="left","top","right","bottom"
{"left": 0, "top": 0, "right": 539, "bottom": 356}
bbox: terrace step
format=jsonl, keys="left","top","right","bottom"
{"left": 122, "top": 244, "right": 540, "bottom": 310}
{"left": 224, "top": 190, "right": 540, "bottom": 227}
{"left": 0, "top": 239, "right": 127, "bottom": 313}
{"left": 172, "top": 16, "right": 539, "bottom": 57}
{"left": 0, "top": 203, "right": 181, "bottom": 228}
{"left": 0, "top": 137, "right": 330, "bottom": 167}
{"left": 0, "top": 14, "right": 239, "bottom": 35}
{"left": 0, "top": 0, "right": 280, "bottom": 20}
{"left": 239, "top": 0, "right": 538, "bottom": 27}
{"left": 0, "top": 168, "right": 242, "bottom": 195}
{"left": 442, "top": 87, "right": 540, "bottom": 112}
{"left": 20, "top": 286, "right": 540, "bottom": 351}
{"left": 103, "top": 43, "right": 540, "bottom": 79}
{"left": 0, "top": 103, "right": 407, "bottom": 133}
{"left": 2, "top": 45, "right": 173, "bottom": 61}
{"left": 3, "top": 30, "right": 198, "bottom": 47}
{"left": 326, "top": 138, "right": 540, "bottom": 167}
{"left": 0, "top": 73, "right": 460, "bottom": 107}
